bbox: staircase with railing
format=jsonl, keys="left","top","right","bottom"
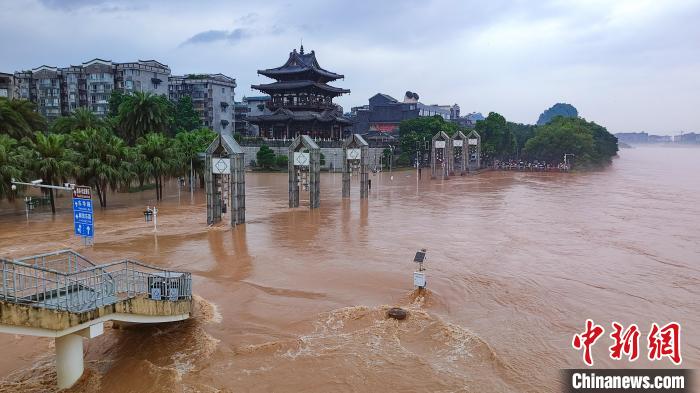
{"left": 1, "top": 250, "right": 191, "bottom": 313}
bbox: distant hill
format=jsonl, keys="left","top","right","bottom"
{"left": 465, "top": 112, "right": 485, "bottom": 122}
{"left": 537, "top": 103, "right": 578, "bottom": 125}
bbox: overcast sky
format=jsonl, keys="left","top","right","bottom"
{"left": 2, "top": 0, "right": 699, "bottom": 134}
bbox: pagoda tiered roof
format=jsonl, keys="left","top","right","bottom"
{"left": 257, "top": 46, "right": 344, "bottom": 82}
{"left": 247, "top": 108, "right": 352, "bottom": 124}
{"left": 251, "top": 80, "right": 350, "bottom": 96}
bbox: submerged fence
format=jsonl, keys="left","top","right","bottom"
{"left": 0, "top": 250, "right": 191, "bottom": 313}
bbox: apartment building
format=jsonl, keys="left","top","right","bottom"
{"left": 0, "top": 72, "right": 13, "bottom": 99}
{"left": 168, "top": 74, "right": 236, "bottom": 134}
{"left": 11, "top": 59, "right": 171, "bottom": 119}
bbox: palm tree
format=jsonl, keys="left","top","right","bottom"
{"left": 27, "top": 133, "right": 76, "bottom": 213}
{"left": 174, "top": 127, "right": 216, "bottom": 188}
{"left": 0, "top": 135, "right": 25, "bottom": 201}
{"left": 0, "top": 98, "right": 47, "bottom": 139}
{"left": 52, "top": 108, "right": 104, "bottom": 134}
{"left": 69, "top": 128, "right": 127, "bottom": 207}
{"left": 136, "top": 133, "right": 174, "bottom": 201}
{"left": 118, "top": 92, "right": 171, "bottom": 143}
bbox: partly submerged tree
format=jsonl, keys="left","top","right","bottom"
{"left": 398, "top": 115, "right": 460, "bottom": 164}
{"left": 52, "top": 108, "right": 104, "bottom": 134}
{"left": 68, "top": 128, "right": 128, "bottom": 207}
{"left": 256, "top": 145, "right": 276, "bottom": 169}
{"left": 474, "top": 112, "right": 517, "bottom": 160}
{"left": 523, "top": 116, "right": 617, "bottom": 168}
{"left": 0, "top": 98, "right": 47, "bottom": 139}
{"left": 173, "top": 127, "right": 216, "bottom": 186}
{"left": 136, "top": 132, "right": 174, "bottom": 201}
{"left": 26, "top": 133, "right": 76, "bottom": 213}
{"left": 0, "top": 135, "right": 25, "bottom": 201}
{"left": 118, "top": 92, "right": 171, "bottom": 143}
{"left": 507, "top": 122, "right": 537, "bottom": 156}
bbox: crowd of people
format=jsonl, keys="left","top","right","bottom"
{"left": 491, "top": 160, "right": 571, "bottom": 172}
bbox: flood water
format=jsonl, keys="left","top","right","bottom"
{"left": 0, "top": 145, "right": 698, "bottom": 392}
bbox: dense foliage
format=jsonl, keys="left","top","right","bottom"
{"left": 0, "top": 97, "right": 47, "bottom": 139}
{"left": 536, "top": 103, "right": 578, "bottom": 125}
{"left": 0, "top": 97, "right": 216, "bottom": 210}
{"left": 398, "top": 116, "right": 459, "bottom": 165}
{"left": 474, "top": 112, "right": 516, "bottom": 159}
{"left": 397, "top": 108, "right": 617, "bottom": 169}
{"left": 256, "top": 145, "right": 276, "bottom": 169}
{"left": 523, "top": 116, "right": 618, "bottom": 168}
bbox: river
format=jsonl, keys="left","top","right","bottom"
{"left": 0, "top": 145, "right": 698, "bottom": 392}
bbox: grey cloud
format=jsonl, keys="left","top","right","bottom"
{"left": 181, "top": 28, "right": 249, "bottom": 46}
{"left": 38, "top": 0, "right": 108, "bottom": 10}
{"left": 38, "top": 0, "right": 145, "bottom": 12}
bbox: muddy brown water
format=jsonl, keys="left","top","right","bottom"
{"left": 0, "top": 146, "right": 698, "bottom": 392}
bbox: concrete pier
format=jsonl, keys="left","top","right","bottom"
{"left": 56, "top": 333, "right": 84, "bottom": 389}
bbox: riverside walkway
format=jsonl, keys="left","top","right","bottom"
{"left": 0, "top": 250, "right": 192, "bottom": 389}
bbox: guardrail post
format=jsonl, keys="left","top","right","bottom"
{"left": 1, "top": 261, "right": 6, "bottom": 299}
{"left": 12, "top": 268, "right": 17, "bottom": 302}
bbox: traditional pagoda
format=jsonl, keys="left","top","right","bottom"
{"left": 249, "top": 46, "right": 351, "bottom": 140}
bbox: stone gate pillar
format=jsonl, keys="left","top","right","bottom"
{"left": 289, "top": 135, "right": 321, "bottom": 209}
{"left": 342, "top": 134, "right": 369, "bottom": 199}
{"left": 466, "top": 130, "right": 482, "bottom": 172}
{"left": 452, "top": 131, "right": 467, "bottom": 176}
{"left": 205, "top": 134, "right": 246, "bottom": 226}
{"left": 430, "top": 131, "right": 452, "bottom": 179}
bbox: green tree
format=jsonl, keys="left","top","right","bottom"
{"left": 118, "top": 92, "right": 171, "bottom": 144}
{"left": 52, "top": 108, "right": 104, "bottom": 134}
{"left": 507, "top": 122, "right": 537, "bottom": 156}
{"left": 382, "top": 148, "right": 392, "bottom": 169}
{"left": 173, "top": 127, "right": 216, "bottom": 186}
{"left": 474, "top": 112, "right": 516, "bottom": 160}
{"left": 523, "top": 116, "right": 617, "bottom": 168}
{"left": 173, "top": 96, "right": 201, "bottom": 133}
{"left": 108, "top": 90, "right": 126, "bottom": 117}
{"left": 0, "top": 98, "right": 47, "bottom": 139}
{"left": 68, "top": 128, "right": 128, "bottom": 207}
{"left": 0, "top": 135, "right": 25, "bottom": 201}
{"left": 136, "top": 133, "right": 173, "bottom": 201}
{"left": 256, "top": 145, "right": 275, "bottom": 169}
{"left": 275, "top": 154, "right": 288, "bottom": 168}
{"left": 26, "top": 133, "right": 76, "bottom": 213}
{"left": 398, "top": 115, "right": 459, "bottom": 163}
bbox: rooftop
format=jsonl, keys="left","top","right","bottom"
{"left": 257, "top": 45, "right": 344, "bottom": 82}
{"left": 252, "top": 80, "right": 349, "bottom": 95}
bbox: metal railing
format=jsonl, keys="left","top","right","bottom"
{"left": 0, "top": 250, "right": 191, "bottom": 313}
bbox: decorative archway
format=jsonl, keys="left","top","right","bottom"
{"left": 466, "top": 130, "right": 482, "bottom": 172}
{"left": 288, "top": 135, "right": 321, "bottom": 208}
{"left": 205, "top": 133, "right": 245, "bottom": 226}
{"left": 452, "top": 131, "right": 467, "bottom": 176}
{"left": 431, "top": 131, "right": 453, "bottom": 179}
{"left": 342, "top": 134, "right": 369, "bottom": 199}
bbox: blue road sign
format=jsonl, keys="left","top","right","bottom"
{"left": 72, "top": 198, "right": 93, "bottom": 212}
{"left": 72, "top": 186, "right": 94, "bottom": 238}
{"left": 74, "top": 222, "right": 94, "bottom": 237}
